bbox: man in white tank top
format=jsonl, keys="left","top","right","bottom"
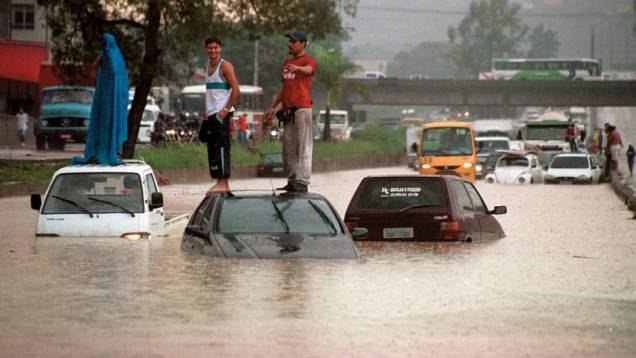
{"left": 198, "top": 36, "right": 240, "bottom": 195}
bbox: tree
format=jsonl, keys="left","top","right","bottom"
{"left": 447, "top": 0, "right": 528, "bottom": 79}
{"left": 38, "top": 0, "right": 359, "bottom": 158}
{"left": 313, "top": 45, "right": 365, "bottom": 141}
{"left": 386, "top": 41, "right": 455, "bottom": 79}
{"left": 527, "top": 24, "right": 560, "bottom": 58}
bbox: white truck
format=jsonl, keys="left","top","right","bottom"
{"left": 317, "top": 110, "right": 351, "bottom": 141}
{"left": 30, "top": 160, "right": 185, "bottom": 238}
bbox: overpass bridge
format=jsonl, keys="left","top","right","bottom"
{"left": 342, "top": 79, "right": 636, "bottom": 108}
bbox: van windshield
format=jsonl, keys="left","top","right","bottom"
{"left": 42, "top": 173, "right": 144, "bottom": 214}
{"left": 421, "top": 127, "right": 473, "bottom": 156}
{"left": 353, "top": 178, "right": 447, "bottom": 211}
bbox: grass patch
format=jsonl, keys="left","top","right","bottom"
{"left": 0, "top": 160, "right": 67, "bottom": 184}
{"left": 135, "top": 124, "right": 406, "bottom": 171}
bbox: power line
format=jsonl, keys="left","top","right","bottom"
{"left": 357, "top": 5, "right": 632, "bottom": 18}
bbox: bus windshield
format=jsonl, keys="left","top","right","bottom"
{"left": 421, "top": 127, "right": 473, "bottom": 156}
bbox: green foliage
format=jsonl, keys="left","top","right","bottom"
{"left": 447, "top": 0, "right": 528, "bottom": 78}
{"left": 527, "top": 24, "right": 560, "bottom": 58}
{"left": 0, "top": 160, "right": 66, "bottom": 184}
{"left": 386, "top": 42, "right": 456, "bottom": 79}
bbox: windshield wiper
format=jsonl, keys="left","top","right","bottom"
{"left": 88, "top": 197, "right": 135, "bottom": 217}
{"left": 398, "top": 203, "right": 438, "bottom": 214}
{"left": 271, "top": 201, "right": 290, "bottom": 233}
{"left": 51, "top": 195, "right": 94, "bottom": 217}
{"left": 307, "top": 200, "right": 337, "bottom": 235}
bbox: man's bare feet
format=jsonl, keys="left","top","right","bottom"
{"left": 205, "top": 179, "right": 230, "bottom": 196}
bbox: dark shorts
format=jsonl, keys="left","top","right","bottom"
{"left": 199, "top": 112, "right": 233, "bottom": 179}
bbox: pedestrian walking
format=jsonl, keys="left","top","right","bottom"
{"left": 627, "top": 144, "right": 635, "bottom": 177}
{"left": 264, "top": 31, "right": 317, "bottom": 193}
{"left": 607, "top": 125, "right": 623, "bottom": 177}
{"left": 564, "top": 120, "right": 577, "bottom": 152}
{"left": 237, "top": 113, "right": 248, "bottom": 145}
{"left": 16, "top": 107, "right": 29, "bottom": 147}
{"left": 197, "top": 36, "right": 240, "bottom": 195}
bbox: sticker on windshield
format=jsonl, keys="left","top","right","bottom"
{"left": 380, "top": 187, "right": 421, "bottom": 198}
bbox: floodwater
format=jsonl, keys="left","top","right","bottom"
{"left": 1, "top": 167, "right": 635, "bottom": 357}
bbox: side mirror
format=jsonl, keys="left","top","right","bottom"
{"left": 185, "top": 224, "right": 207, "bottom": 239}
{"left": 489, "top": 206, "right": 507, "bottom": 215}
{"left": 31, "top": 194, "right": 42, "bottom": 211}
{"left": 350, "top": 227, "right": 368, "bottom": 239}
{"left": 149, "top": 192, "right": 163, "bottom": 210}
{"left": 543, "top": 166, "right": 549, "bottom": 171}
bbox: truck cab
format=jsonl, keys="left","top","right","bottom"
{"left": 35, "top": 86, "right": 94, "bottom": 150}
{"left": 30, "top": 160, "right": 166, "bottom": 238}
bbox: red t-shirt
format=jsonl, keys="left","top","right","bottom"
{"left": 238, "top": 115, "right": 248, "bottom": 132}
{"left": 281, "top": 54, "right": 317, "bottom": 109}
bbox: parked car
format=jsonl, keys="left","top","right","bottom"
{"left": 544, "top": 153, "right": 601, "bottom": 184}
{"left": 484, "top": 152, "right": 543, "bottom": 184}
{"left": 344, "top": 175, "right": 507, "bottom": 242}
{"left": 257, "top": 152, "right": 285, "bottom": 177}
{"left": 182, "top": 192, "right": 362, "bottom": 259}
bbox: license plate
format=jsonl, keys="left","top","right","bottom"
{"left": 272, "top": 167, "right": 283, "bottom": 173}
{"left": 560, "top": 180, "right": 572, "bottom": 185}
{"left": 383, "top": 227, "right": 414, "bottom": 239}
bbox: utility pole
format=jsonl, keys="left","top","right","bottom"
{"left": 253, "top": 40, "right": 259, "bottom": 86}
{"left": 590, "top": 27, "right": 595, "bottom": 59}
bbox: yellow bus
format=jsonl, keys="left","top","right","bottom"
{"left": 418, "top": 121, "right": 476, "bottom": 182}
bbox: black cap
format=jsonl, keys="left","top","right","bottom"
{"left": 285, "top": 31, "right": 307, "bottom": 42}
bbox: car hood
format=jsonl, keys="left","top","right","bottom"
{"left": 494, "top": 167, "right": 527, "bottom": 183}
{"left": 547, "top": 168, "right": 591, "bottom": 177}
{"left": 213, "top": 233, "right": 358, "bottom": 259}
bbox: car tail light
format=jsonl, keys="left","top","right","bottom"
{"left": 257, "top": 164, "right": 265, "bottom": 174}
{"left": 345, "top": 221, "right": 358, "bottom": 232}
{"left": 440, "top": 220, "right": 460, "bottom": 241}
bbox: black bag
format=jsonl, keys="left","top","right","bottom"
{"left": 275, "top": 107, "right": 299, "bottom": 127}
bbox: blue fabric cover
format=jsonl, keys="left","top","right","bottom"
{"left": 72, "top": 33, "right": 128, "bottom": 165}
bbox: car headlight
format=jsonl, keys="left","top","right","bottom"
{"left": 476, "top": 164, "right": 483, "bottom": 172}
{"left": 270, "top": 130, "right": 278, "bottom": 136}
{"left": 462, "top": 162, "right": 473, "bottom": 168}
{"left": 83, "top": 119, "right": 89, "bottom": 127}
{"left": 41, "top": 119, "right": 48, "bottom": 127}
{"left": 421, "top": 164, "right": 431, "bottom": 169}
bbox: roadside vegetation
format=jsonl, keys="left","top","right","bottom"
{"left": 136, "top": 124, "right": 406, "bottom": 171}
{"left": 1, "top": 125, "right": 406, "bottom": 184}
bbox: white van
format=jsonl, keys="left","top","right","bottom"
{"left": 127, "top": 103, "right": 161, "bottom": 143}
{"left": 317, "top": 110, "right": 351, "bottom": 141}
{"left": 30, "top": 160, "right": 179, "bottom": 238}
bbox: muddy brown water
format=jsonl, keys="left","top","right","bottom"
{"left": 1, "top": 167, "right": 635, "bottom": 357}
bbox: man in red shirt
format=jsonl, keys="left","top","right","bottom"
{"left": 265, "top": 31, "right": 317, "bottom": 193}
{"left": 237, "top": 113, "right": 248, "bottom": 144}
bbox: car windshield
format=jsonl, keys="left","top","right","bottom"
{"left": 318, "top": 114, "right": 346, "bottom": 125}
{"left": 261, "top": 153, "right": 283, "bottom": 164}
{"left": 421, "top": 127, "right": 473, "bottom": 156}
{"left": 550, "top": 156, "right": 589, "bottom": 169}
{"left": 217, "top": 197, "right": 342, "bottom": 235}
{"left": 42, "top": 89, "right": 93, "bottom": 104}
{"left": 477, "top": 140, "right": 510, "bottom": 154}
{"left": 526, "top": 125, "right": 568, "bottom": 140}
{"left": 498, "top": 156, "right": 528, "bottom": 167}
{"left": 41, "top": 173, "right": 144, "bottom": 214}
{"left": 353, "top": 178, "right": 447, "bottom": 211}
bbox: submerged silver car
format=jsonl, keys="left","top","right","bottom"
{"left": 181, "top": 192, "right": 361, "bottom": 259}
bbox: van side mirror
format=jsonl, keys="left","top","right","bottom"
{"left": 149, "top": 192, "right": 163, "bottom": 210}
{"left": 489, "top": 206, "right": 507, "bottom": 215}
{"left": 31, "top": 194, "right": 41, "bottom": 211}
{"left": 350, "top": 227, "right": 368, "bottom": 239}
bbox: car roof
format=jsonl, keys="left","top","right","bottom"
{"left": 422, "top": 120, "right": 472, "bottom": 129}
{"left": 54, "top": 160, "right": 154, "bottom": 176}
{"left": 209, "top": 191, "right": 330, "bottom": 200}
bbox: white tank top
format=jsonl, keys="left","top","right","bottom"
{"left": 205, "top": 59, "right": 235, "bottom": 115}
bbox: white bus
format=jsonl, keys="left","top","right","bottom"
{"left": 480, "top": 58, "right": 602, "bottom": 81}
{"left": 179, "top": 84, "right": 266, "bottom": 139}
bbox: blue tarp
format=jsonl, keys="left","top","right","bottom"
{"left": 72, "top": 33, "right": 128, "bottom": 166}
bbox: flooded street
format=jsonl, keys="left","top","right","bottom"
{"left": 1, "top": 167, "right": 635, "bottom": 356}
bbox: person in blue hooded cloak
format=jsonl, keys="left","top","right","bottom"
{"left": 72, "top": 33, "right": 128, "bottom": 165}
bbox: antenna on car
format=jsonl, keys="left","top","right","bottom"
{"left": 270, "top": 180, "right": 275, "bottom": 196}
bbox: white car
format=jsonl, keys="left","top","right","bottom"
{"left": 30, "top": 160, "right": 179, "bottom": 238}
{"left": 544, "top": 153, "right": 601, "bottom": 184}
{"left": 485, "top": 152, "right": 543, "bottom": 184}
{"left": 127, "top": 103, "right": 161, "bottom": 143}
